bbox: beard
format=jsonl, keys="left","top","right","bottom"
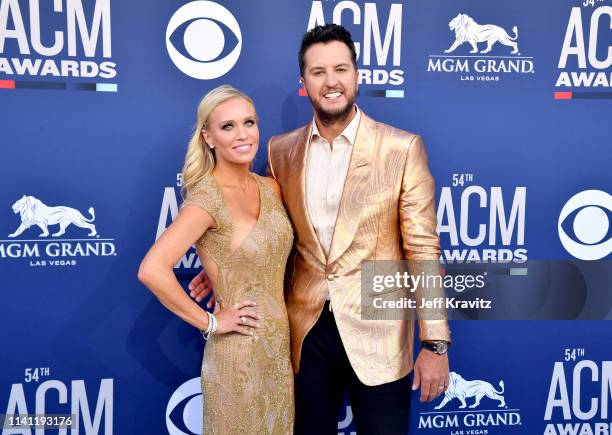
{"left": 309, "top": 90, "right": 356, "bottom": 125}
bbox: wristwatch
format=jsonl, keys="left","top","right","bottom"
{"left": 421, "top": 340, "right": 450, "bottom": 355}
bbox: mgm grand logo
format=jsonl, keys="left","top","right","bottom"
{"left": 1, "top": 195, "right": 117, "bottom": 266}
{"left": 418, "top": 371, "right": 522, "bottom": 432}
{"left": 427, "top": 13, "right": 535, "bottom": 82}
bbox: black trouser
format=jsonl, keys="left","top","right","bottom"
{"left": 294, "top": 302, "right": 411, "bottom": 435}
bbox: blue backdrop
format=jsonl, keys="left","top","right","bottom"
{"left": 1, "top": 1, "right": 611, "bottom": 434}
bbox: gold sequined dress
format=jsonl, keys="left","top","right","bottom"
{"left": 183, "top": 173, "right": 294, "bottom": 434}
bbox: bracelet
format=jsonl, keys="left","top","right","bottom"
{"left": 210, "top": 312, "right": 217, "bottom": 335}
{"left": 200, "top": 311, "right": 217, "bottom": 340}
{"left": 201, "top": 312, "right": 211, "bottom": 340}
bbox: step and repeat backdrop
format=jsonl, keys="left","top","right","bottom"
{"left": 1, "top": 0, "right": 611, "bottom": 434}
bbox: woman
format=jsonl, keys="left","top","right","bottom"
{"left": 138, "top": 85, "right": 294, "bottom": 434}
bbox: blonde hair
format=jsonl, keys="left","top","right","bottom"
{"left": 181, "top": 85, "right": 256, "bottom": 196}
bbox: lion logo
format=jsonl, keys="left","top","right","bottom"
{"left": 8, "top": 195, "right": 97, "bottom": 238}
{"left": 445, "top": 13, "right": 519, "bottom": 55}
{"left": 435, "top": 371, "right": 506, "bottom": 410}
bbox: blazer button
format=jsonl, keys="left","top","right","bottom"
{"left": 327, "top": 274, "right": 335, "bottom": 281}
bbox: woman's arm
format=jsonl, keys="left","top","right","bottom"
{"left": 138, "top": 205, "right": 214, "bottom": 330}
{"left": 138, "top": 205, "right": 260, "bottom": 335}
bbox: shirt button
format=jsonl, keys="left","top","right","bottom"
{"left": 327, "top": 274, "right": 335, "bottom": 281}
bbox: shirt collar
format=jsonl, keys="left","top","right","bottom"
{"left": 310, "top": 106, "right": 361, "bottom": 146}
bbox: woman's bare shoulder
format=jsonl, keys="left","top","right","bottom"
{"left": 260, "top": 175, "right": 282, "bottom": 199}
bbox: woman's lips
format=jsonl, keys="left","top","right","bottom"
{"left": 232, "top": 143, "right": 253, "bottom": 153}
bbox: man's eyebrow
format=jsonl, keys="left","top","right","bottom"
{"left": 308, "top": 63, "right": 350, "bottom": 71}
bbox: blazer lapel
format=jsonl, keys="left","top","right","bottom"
{"left": 327, "top": 113, "right": 377, "bottom": 265}
{"left": 286, "top": 124, "right": 327, "bottom": 265}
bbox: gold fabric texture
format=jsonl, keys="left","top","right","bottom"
{"left": 268, "top": 112, "right": 451, "bottom": 387}
{"left": 183, "top": 173, "right": 294, "bottom": 434}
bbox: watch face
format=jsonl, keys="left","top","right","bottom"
{"left": 423, "top": 340, "right": 449, "bottom": 354}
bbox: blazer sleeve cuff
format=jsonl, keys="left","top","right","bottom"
{"left": 418, "top": 319, "right": 452, "bottom": 343}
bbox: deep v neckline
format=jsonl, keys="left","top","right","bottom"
{"left": 210, "top": 172, "right": 264, "bottom": 258}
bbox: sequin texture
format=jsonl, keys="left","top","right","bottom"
{"left": 183, "top": 173, "right": 294, "bottom": 434}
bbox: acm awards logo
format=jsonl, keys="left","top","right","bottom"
{"left": 543, "top": 352, "right": 612, "bottom": 435}
{"left": 427, "top": 13, "right": 535, "bottom": 83}
{"left": 555, "top": 1, "right": 612, "bottom": 96}
{"left": 0, "top": 0, "right": 117, "bottom": 82}
{"left": 165, "top": 1, "right": 406, "bottom": 93}
{"left": 0, "top": 195, "right": 117, "bottom": 267}
{"left": 558, "top": 190, "right": 612, "bottom": 261}
{"left": 165, "top": 1, "right": 242, "bottom": 80}
{"left": 418, "top": 371, "right": 521, "bottom": 433}
{"left": 157, "top": 174, "right": 201, "bottom": 271}
{"left": 437, "top": 174, "right": 527, "bottom": 263}
{"left": 4, "top": 372, "right": 114, "bottom": 434}
{"left": 306, "top": 1, "right": 405, "bottom": 95}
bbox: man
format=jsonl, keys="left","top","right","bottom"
{"left": 190, "top": 24, "right": 451, "bottom": 434}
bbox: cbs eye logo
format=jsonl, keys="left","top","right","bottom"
{"left": 166, "top": 377, "right": 202, "bottom": 435}
{"left": 166, "top": 1, "right": 242, "bottom": 80}
{"left": 558, "top": 190, "right": 612, "bottom": 260}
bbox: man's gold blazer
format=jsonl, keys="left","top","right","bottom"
{"left": 267, "top": 111, "right": 451, "bottom": 386}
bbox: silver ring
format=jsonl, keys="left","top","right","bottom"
{"left": 438, "top": 385, "right": 445, "bottom": 390}
{"left": 240, "top": 316, "right": 245, "bottom": 324}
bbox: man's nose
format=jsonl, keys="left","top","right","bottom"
{"left": 324, "top": 71, "right": 339, "bottom": 87}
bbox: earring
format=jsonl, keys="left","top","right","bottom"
{"left": 209, "top": 144, "right": 215, "bottom": 149}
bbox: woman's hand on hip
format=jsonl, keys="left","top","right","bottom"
{"left": 214, "top": 300, "right": 261, "bottom": 336}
